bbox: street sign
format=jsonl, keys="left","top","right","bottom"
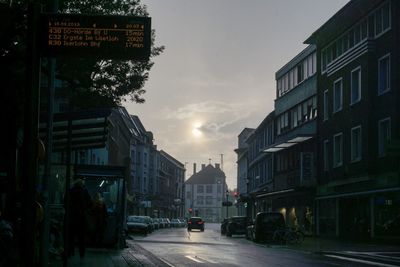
{"left": 40, "top": 13, "right": 151, "bottom": 60}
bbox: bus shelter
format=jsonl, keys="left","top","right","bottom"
{"left": 74, "top": 165, "right": 126, "bottom": 247}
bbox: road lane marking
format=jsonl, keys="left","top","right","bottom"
{"left": 325, "top": 255, "right": 399, "bottom": 267}
{"left": 185, "top": 255, "right": 204, "bottom": 263}
{"left": 159, "top": 257, "right": 175, "bottom": 267}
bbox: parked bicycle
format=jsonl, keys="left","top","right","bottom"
{"left": 272, "top": 227, "right": 304, "bottom": 245}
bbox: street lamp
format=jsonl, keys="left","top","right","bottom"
{"left": 226, "top": 190, "right": 229, "bottom": 218}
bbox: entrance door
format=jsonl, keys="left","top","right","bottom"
{"left": 339, "top": 196, "right": 370, "bottom": 240}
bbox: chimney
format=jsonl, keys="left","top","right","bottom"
{"left": 193, "top": 163, "right": 197, "bottom": 174}
{"left": 201, "top": 164, "right": 206, "bottom": 170}
{"left": 215, "top": 163, "right": 220, "bottom": 169}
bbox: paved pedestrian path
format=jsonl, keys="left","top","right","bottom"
{"left": 49, "top": 242, "right": 169, "bottom": 267}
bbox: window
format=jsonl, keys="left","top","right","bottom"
{"left": 205, "top": 196, "right": 212, "bottom": 205}
{"left": 277, "top": 79, "right": 283, "bottom": 97}
{"left": 284, "top": 74, "right": 288, "bottom": 92}
{"left": 289, "top": 69, "right": 295, "bottom": 89}
{"left": 323, "top": 90, "right": 329, "bottom": 121}
{"left": 292, "top": 109, "right": 298, "bottom": 128}
{"left": 378, "top": 118, "right": 391, "bottom": 157}
{"left": 351, "top": 126, "right": 362, "bottom": 162}
{"left": 197, "top": 185, "right": 204, "bottom": 193}
{"left": 297, "top": 64, "right": 304, "bottom": 83}
{"left": 378, "top": 54, "right": 390, "bottom": 95}
{"left": 333, "top": 133, "right": 343, "bottom": 167}
{"left": 375, "top": 2, "right": 391, "bottom": 37}
{"left": 323, "top": 140, "right": 329, "bottom": 171}
{"left": 312, "top": 52, "right": 317, "bottom": 75}
{"left": 307, "top": 55, "right": 313, "bottom": 77}
{"left": 206, "top": 185, "right": 212, "bottom": 193}
{"left": 197, "top": 196, "right": 204, "bottom": 205}
{"left": 321, "top": 19, "right": 368, "bottom": 73}
{"left": 333, "top": 78, "right": 343, "bottom": 113}
{"left": 351, "top": 67, "right": 361, "bottom": 104}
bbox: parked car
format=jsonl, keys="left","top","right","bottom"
{"left": 127, "top": 216, "right": 151, "bottom": 235}
{"left": 158, "top": 218, "right": 165, "bottom": 228}
{"left": 226, "top": 216, "right": 248, "bottom": 237}
{"left": 152, "top": 218, "right": 160, "bottom": 230}
{"left": 246, "top": 212, "right": 285, "bottom": 242}
{"left": 141, "top": 216, "right": 154, "bottom": 232}
{"left": 170, "top": 218, "right": 181, "bottom": 228}
{"left": 187, "top": 217, "right": 205, "bottom": 231}
{"left": 220, "top": 218, "right": 229, "bottom": 235}
{"left": 160, "top": 218, "right": 170, "bottom": 228}
{"left": 178, "top": 218, "right": 187, "bottom": 227}
{"left": 165, "top": 218, "right": 171, "bottom": 228}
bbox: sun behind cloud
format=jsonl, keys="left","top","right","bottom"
{"left": 192, "top": 122, "right": 203, "bottom": 138}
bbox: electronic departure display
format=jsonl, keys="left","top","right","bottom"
{"left": 40, "top": 13, "right": 151, "bottom": 60}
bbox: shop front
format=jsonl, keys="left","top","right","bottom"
{"left": 316, "top": 184, "right": 400, "bottom": 241}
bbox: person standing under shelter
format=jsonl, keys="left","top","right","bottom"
{"left": 66, "top": 178, "right": 92, "bottom": 260}
{"left": 92, "top": 192, "right": 107, "bottom": 246}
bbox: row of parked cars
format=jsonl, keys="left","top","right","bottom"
{"left": 221, "top": 212, "right": 286, "bottom": 242}
{"left": 126, "top": 216, "right": 187, "bottom": 235}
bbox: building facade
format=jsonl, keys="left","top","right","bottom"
{"left": 305, "top": 0, "right": 400, "bottom": 240}
{"left": 155, "top": 150, "right": 185, "bottom": 218}
{"left": 184, "top": 164, "right": 227, "bottom": 222}
{"left": 245, "top": 112, "right": 275, "bottom": 218}
{"left": 264, "top": 45, "right": 318, "bottom": 233}
{"left": 234, "top": 128, "right": 255, "bottom": 216}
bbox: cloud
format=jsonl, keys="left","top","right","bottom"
{"left": 163, "top": 100, "right": 262, "bottom": 141}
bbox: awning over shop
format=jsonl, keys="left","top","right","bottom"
{"left": 316, "top": 187, "right": 400, "bottom": 200}
{"left": 256, "top": 188, "right": 295, "bottom": 199}
{"left": 263, "top": 135, "right": 313, "bottom": 153}
{"left": 39, "top": 108, "right": 111, "bottom": 152}
{"left": 74, "top": 164, "right": 125, "bottom": 179}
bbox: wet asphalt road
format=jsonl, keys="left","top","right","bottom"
{"left": 129, "top": 223, "right": 374, "bottom": 267}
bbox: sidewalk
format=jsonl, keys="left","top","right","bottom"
{"left": 288, "top": 236, "right": 400, "bottom": 253}
{"left": 49, "top": 241, "right": 169, "bottom": 267}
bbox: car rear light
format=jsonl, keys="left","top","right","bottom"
{"left": 198, "top": 221, "right": 203, "bottom": 224}
{"left": 188, "top": 221, "right": 192, "bottom": 224}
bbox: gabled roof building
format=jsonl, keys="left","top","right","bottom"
{"left": 184, "top": 164, "right": 227, "bottom": 222}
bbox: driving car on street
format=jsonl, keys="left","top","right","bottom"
{"left": 187, "top": 217, "right": 205, "bottom": 231}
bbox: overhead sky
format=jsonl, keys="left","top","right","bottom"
{"left": 126, "top": 0, "right": 349, "bottom": 189}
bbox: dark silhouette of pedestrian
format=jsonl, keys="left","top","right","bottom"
{"left": 92, "top": 192, "right": 107, "bottom": 246}
{"left": 0, "top": 206, "right": 17, "bottom": 267}
{"left": 66, "top": 178, "right": 92, "bottom": 259}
